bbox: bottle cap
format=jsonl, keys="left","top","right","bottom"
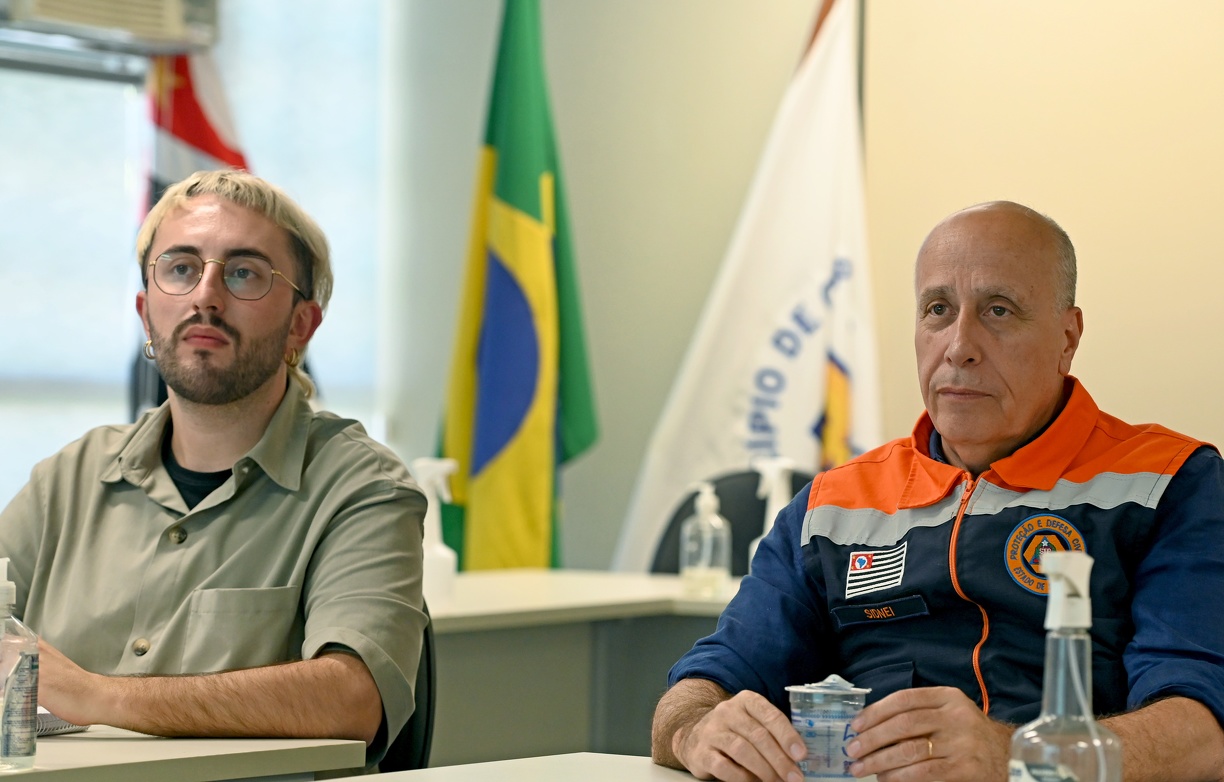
{"left": 1043, "top": 551, "right": 1093, "bottom": 630}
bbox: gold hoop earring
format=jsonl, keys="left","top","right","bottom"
{"left": 144, "top": 340, "right": 155, "bottom": 360}
{"left": 285, "top": 348, "right": 301, "bottom": 368}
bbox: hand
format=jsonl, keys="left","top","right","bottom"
{"left": 674, "top": 690, "right": 807, "bottom": 782}
{"left": 37, "top": 638, "right": 108, "bottom": 726}
{"left": 845, "top": 686, "right": 1012, "bottom": 782}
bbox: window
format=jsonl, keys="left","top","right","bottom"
{"left": 0, "top": 0, "right": 382, "bottom": 508}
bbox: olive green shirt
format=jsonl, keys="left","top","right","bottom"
{"left": 0, "top": 381, "right": 426, "bottom": 761}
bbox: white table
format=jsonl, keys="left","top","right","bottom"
{"left": 427, "top": 570, "right": 732, "bottom": 766}
{"left": 370, "top": 752, "right": 692, "bottom": 781}
{"left": 30, "top": 725, "right": 365, "bottom": 781}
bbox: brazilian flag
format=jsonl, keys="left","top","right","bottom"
{"left": 441, "top": 0, "right": 598, "bottom": 570}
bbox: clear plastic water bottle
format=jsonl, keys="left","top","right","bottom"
{"left": 1010, "top": 552, "right": 1121, "bottom": 782}
{"left": 0, "top": 558, "right": 37, "bottom": 770}
{"left": 680, "top": 482, "right": 731, "bottom": 598}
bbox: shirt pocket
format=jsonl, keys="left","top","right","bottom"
{"left": 183, "top": 586, "right": 303, "bottom": 673}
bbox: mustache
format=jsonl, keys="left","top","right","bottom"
{"left": 172, "top": 313, "right": 241, "bottom": 344}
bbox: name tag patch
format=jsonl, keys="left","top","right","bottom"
{"left": 831, "top": 594, "right": 929, "bottom": 629}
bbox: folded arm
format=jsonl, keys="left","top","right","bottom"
{"left": 38, "top": 638, "right": 383, "bottom": 744}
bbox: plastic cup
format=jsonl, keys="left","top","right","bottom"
{"left": 786, "top": 677, "right": 871, "bottom": 779}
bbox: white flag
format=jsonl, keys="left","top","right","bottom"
{"left": 613, "top": 0, "right": 881, "bottom": 571}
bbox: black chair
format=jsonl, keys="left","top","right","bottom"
{"left": 379, "top": 601, "right": 436, "bottom": 772}
{"left": 651, "top": 470, "right": 814, "bottom": 577}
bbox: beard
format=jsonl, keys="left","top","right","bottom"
{"left": 149, "top": 312, "right": 292, "bottom": 406}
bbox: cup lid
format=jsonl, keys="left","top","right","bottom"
{"left": 786, "top": 673, "right": 871, "bottom": 695}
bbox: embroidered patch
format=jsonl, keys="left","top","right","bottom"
{"left": 845, "top": 542, "right": 907, "bottom": 598}
{"left": 831, "top": 594, "right": 930, "bottom": 629}
{"left": 1005, "top": 514, "right": 1086, "bottom": 595}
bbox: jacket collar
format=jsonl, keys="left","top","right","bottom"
{"left": 899, "top": 377, "right": 1096, "bottom": 508}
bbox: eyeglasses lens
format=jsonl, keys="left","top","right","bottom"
{"left": 154, "top": 253, "right": 276, "bottom": 301}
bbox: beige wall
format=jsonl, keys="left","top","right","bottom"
{"left": 384, "top": 1, "right": 1224, "bottom": 570}
{"left": 864, "top": 1, "right": 1224, "bottom": 444}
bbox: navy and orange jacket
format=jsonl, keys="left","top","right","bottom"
{"left": 670, "top": 379, "right": 1224, "bottom": 726}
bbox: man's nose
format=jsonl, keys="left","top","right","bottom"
{"left": 192, "top": 259, "right": 228, "bottom": 310}
{"left": 945, "top": 311, "right": 981, "bottom": 366}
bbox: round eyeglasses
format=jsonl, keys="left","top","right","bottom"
{"left": 148, "top": 252, "right": 305, "bottom": 301}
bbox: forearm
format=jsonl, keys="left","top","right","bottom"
{"left": 1102, "top": 697, "right": 1224, "bottom": 782}
{"left": 652, "top": 677, "right": 730, "bottom": 768}
{"left": 54, "top": 652, "right": 383, "bottom": 745}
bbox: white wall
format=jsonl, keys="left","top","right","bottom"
{"left": 380, "top": 0, "right": 819, "bottom": 569}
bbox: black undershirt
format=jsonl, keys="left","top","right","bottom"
{"left": 161, "top": 426, "right": 232, "bottom": 510}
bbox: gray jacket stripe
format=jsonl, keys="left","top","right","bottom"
{"left": 801, "top": 471, "right": 1173, "bottom": 548}
{"left": 802, "top": 495, "right": 964, "bottom": 547}
{"left": 966, "top": 471, "right": 1173, "bottom": 517}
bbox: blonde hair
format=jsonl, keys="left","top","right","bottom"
{"left": 137, "top": 170, "right": 332, "bottom": 397}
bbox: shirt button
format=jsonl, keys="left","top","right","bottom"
{"left": 168, "top": 527, "right": 187, "bottom": 544}
{"left": 132, "top": 638, "right": 150, "bottom": 656}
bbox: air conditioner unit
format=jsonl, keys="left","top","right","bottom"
{"left": 0, "top": 0, "right": 217, "bottom": 83}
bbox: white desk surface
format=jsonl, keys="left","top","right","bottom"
{"left": 31, "top": 725, "right": 365, "bottom": 781}
{"left": 428, "top": 569, "right": 735, "bottom": 633}
{"left": 370, "top": 752, "right": 692, "bottom": 781}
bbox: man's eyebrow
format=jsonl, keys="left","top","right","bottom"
{"left": 917, "top": 285, "right": 953, "bottom": 308}
{"left": 156, "top": 245, "right": 274, "bottom": 262}
{"left": 224, "top": 247, "right": 274, "bottom": 261}
{"left": 156, "top": 244, "right": 201, "bottom": 257}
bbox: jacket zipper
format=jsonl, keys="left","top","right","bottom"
{"left": 947, "top": 474, "right": 992, "bottom": 715}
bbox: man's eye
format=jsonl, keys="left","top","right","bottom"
{"left": 929, "top": 303, "right": 947, "bottom": 316}
{"left": 990, "top": 305, "right": 1009, "bottom": 317}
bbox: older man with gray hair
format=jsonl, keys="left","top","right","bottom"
{"left": 653, "top": 201, "right": 1224, "bottom": 782}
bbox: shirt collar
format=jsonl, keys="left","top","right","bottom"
{"left": 241, "top": 379, "right": 312, "bottom": 491}
{"left": 102, "top": 379, "right": 313, "bottom": 493}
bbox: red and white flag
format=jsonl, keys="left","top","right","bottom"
{"left": 148, "top": 53, "right": 248, "bottom": 203}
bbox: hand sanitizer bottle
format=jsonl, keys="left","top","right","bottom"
{"left": 1010, "top": 552, "right": 1121, "bottom": 782}
{"left": 680, "top": 482, "right": 731, "bottom": 599}
{"left": 0, "top": 558, "right": 37, "bottom": 770}
{"left": 410, "top": 457, "right": 460, "bottom": 606}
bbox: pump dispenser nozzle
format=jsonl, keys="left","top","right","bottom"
{"left": 694, "top": 481, "right": 719, "bottom": 516}
{"left": 1042, "top": 551, "right": 1093, "bottom": 630}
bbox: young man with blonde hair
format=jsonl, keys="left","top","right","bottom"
{"left": 0, "top": 170, "right": 425, "bottom": 767}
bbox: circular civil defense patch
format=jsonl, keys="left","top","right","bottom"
{"left": 1004, "top": 514, "right": 1086, "bottom": 595}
